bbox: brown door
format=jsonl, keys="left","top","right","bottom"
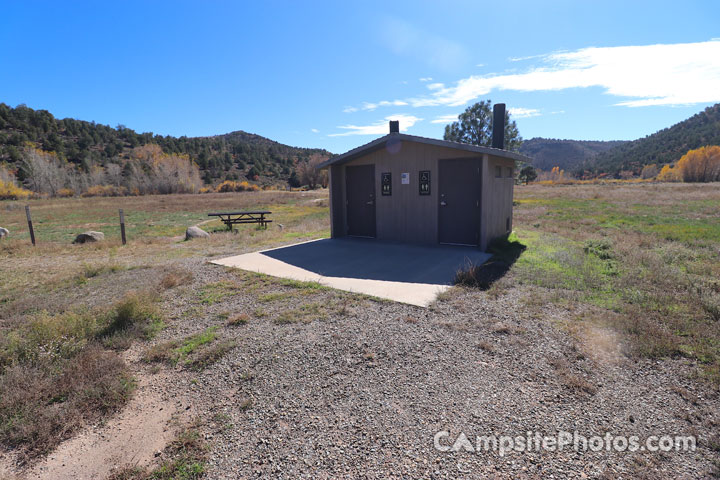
{"left": 346, "top": 165, "right": 376, "bottom": 237}
{"left": 438, "top": 158, "right": 481, "bottom": 245}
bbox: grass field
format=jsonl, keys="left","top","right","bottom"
{"left": 1, "top": 183, "right": 719, "bottom": 475}
{"left": 0, "top": 191, "right": 329, "bottom": 310}
{"left": 511, "top": 183, "right": 720, "bottom": 384}
{"left": 0, "top": 190, "right": 329, "bottom": 244}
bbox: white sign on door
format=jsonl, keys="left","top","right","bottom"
{"left": 401, "top": 172, "right": 410, "bottom": 184}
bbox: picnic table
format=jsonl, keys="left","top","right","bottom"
{"left": 208, "top": 211, "right": 272, "bottom": 230}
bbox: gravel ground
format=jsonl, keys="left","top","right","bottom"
{"left": 135, "top": 257, "right": 720, "bottom": 479}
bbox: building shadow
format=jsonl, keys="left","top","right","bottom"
{"left": 261, "top": 237, "right": 493, "bottom": 285}
{"left": 453, "top": 236, "right": 526, "bottom": 289}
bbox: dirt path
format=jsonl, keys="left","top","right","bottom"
{"left": 12, "top": 372, "right": 179, "bottom": 480}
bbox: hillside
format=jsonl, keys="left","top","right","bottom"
{"left": 519, "top": 138, "right": 627, "bottom": 171}
{"left": 580, "top": 103, "right": 720, "bottom": 176}
{"left": 0, "top": 103, "right": 331, "bottom": 186}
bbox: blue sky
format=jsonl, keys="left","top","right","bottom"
{"left": 1, "top": 1, "right": 719, "bottom": 153}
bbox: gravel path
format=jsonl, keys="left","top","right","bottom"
{"left": 143, "top": 258, "right": 719, "bottom": 479}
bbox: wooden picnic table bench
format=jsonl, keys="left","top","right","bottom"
{"left": 208, "top": 211, "right": 272, "bottom": 230}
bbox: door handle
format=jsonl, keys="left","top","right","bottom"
{"left": 366, "top": 201, "right": 374, "bottom": 205}
{"left": 440, "top": 201, "right": 447, "bottom": 206}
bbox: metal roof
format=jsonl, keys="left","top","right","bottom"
{"left": 317, "top": 132, "right": 532, "bottom": 169}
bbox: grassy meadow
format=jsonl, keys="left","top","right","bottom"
{"left": 510, "top": 183, "right": 720, "bottom": 384}
{"left": 1, "top": 182, "right": 719, "bottom": 468}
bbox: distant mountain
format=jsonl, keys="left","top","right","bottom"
{"left": 519, "top": 138, "right": 627, "bottom": 171}
{"left": 580, "top": 103, "right": 720, "bottom": 176}
{"left": 0, "top": 103, "right": 331, "bottom": 186}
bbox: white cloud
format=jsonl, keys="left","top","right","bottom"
{"left": 426, "top": 83, "right": 445, "bottom": 91}
{"left": 430, "top": 108, "right": 539, "bottom": 124}
{"left": 475, "top": 63, "right": 485, "bottom": 67}
{"left": 508, "top": 107, "right": 541, "bottom": 118}
{"left": 508, "top": 53, "right": 546, "bottom": 62}
{"left": 343, "top": 106, "right": 358, "bottom": 113}
{"left": 419, "top": 77, "right": 433, "bottom": 82}
{"left": 371, "top": 40, "right": 720, "bottom": 109}
{"left": 431, "top": 114, "right": 459, "bottom": 124}
{"left": 328, "top": 114, "right": 422, "bottom": 137}
{"left": 311, "top": 128, "right": 319, "bottom": 133}
{"left": 378, "top": 18, "right": 468, "bottom": 71}
{"left": 360, "top": 100, "right": 408, "bottom": 111}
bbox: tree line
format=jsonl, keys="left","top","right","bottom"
{"left": 0, "top": 103, "right": 331, "bottom": 191}
{"left": 2, "top": 145, "right": 202, "bottom": 199}
{"left": 656, "top": 146, "right": 720, "bottom": 183}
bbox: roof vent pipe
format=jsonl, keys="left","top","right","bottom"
{"left": 492, "top": 103, "right": 505, "bottom": 149}
{"left": 389, "top": 120, "right": 399, "bottom": 134}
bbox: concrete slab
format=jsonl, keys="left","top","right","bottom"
{"left": 211, "top": 238, "right": 491, "bottom": 307}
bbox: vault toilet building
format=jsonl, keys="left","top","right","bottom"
{"left": 319, "top": 104, "right": 530, "bottom": 250}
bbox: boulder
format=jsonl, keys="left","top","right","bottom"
{"left": 0, "top": 227, "right": 8, "bottom": 239}
{"left": 185, "top": 226, "right": 210, "bottom": 240}
{"left": 73, "top": 231, "right": 105, "bottom": 244}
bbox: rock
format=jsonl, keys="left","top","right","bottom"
{"left": 73, "top": 231, "right": 105, "bottom": 244}
{"left": 185, "top": 226, "right": 210, "bottom": 240}
{"left": 0, "top": 227, "right": 8, "bottom": 239}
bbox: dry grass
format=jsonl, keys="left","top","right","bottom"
{"left": 273, "top": 302, "right": 328, "bottom": 324}
{"left": 670, "top": 385, "right": 701, "bottom": 406}
{"left": 490, "top": 322, "right": 525, "bottom": 335}
{"left": 514, "top": 182, "right": 720, "bottom": 386}
{"left": 227, "top": 313, "right": 250, "bottom": 326}
{"left": 0, "top": 345, "right": 133, "bottom": 461}
{"left": 237, "top": 397, "right": 253, "bottom": 411}
{"left": 184, "top": 341, "right": 236, "bottom": 371}
{"left": 477, "top": 340, "right": 496, "bottom": 354}
{"left": 0, "top": 293, "right": 162, "bottom": 460}
{"left": 0, "top": 190, "right": 328, "bottom": 247}
{"left": 142, "top": 341, "right": 180, "bottom": 365}
{"left": 549, "top": 357, "right": 597, "bottom": 395}
{"left": 160, "top": 268, "right": 194, "bottom": 289}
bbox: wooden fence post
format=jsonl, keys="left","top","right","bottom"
{"left": 119, "top": 209, "right": 126, "bottom": 245}
{"left": 25, "top": 205, "right": 36, "bottom": 246}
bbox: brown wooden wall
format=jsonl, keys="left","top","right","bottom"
{"left": 328, "top": 140, "right": 514, "bottom": 250}
{"left": 328, "top": 165, "right": 344, "bottom": 238}
{"left": 480, "top": 155, "right": 515, "bottom": 250}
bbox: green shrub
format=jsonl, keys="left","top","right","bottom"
{"left": 583, "top": 239, "right": 615, "bottom": 260}
{"left": 99, "top": 294, "right": 164, "bottom": 349}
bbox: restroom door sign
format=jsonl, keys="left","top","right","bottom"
{"left": 419, "top": 170, "right": 431, "bottom": 195}
{"left": 381, "top": 172, "right": 392, "bottom": 196}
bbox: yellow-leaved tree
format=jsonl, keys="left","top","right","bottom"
{"left": 549, "top": 166, "right": 565, "bottom": 183}
{"left": 657, "top": 164, "right": 681, "bottom": 182}
{"left": 676, "top": 146, "right": 720, "bottom": 182}
{"left": 640, "top": 164, "right": 659, "bottom": 179}
{"left": 0, "top": 164, "right": 32, "bottom": 200}
{"left": 124, "top": 144, "right": 203, "bottom": 194}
